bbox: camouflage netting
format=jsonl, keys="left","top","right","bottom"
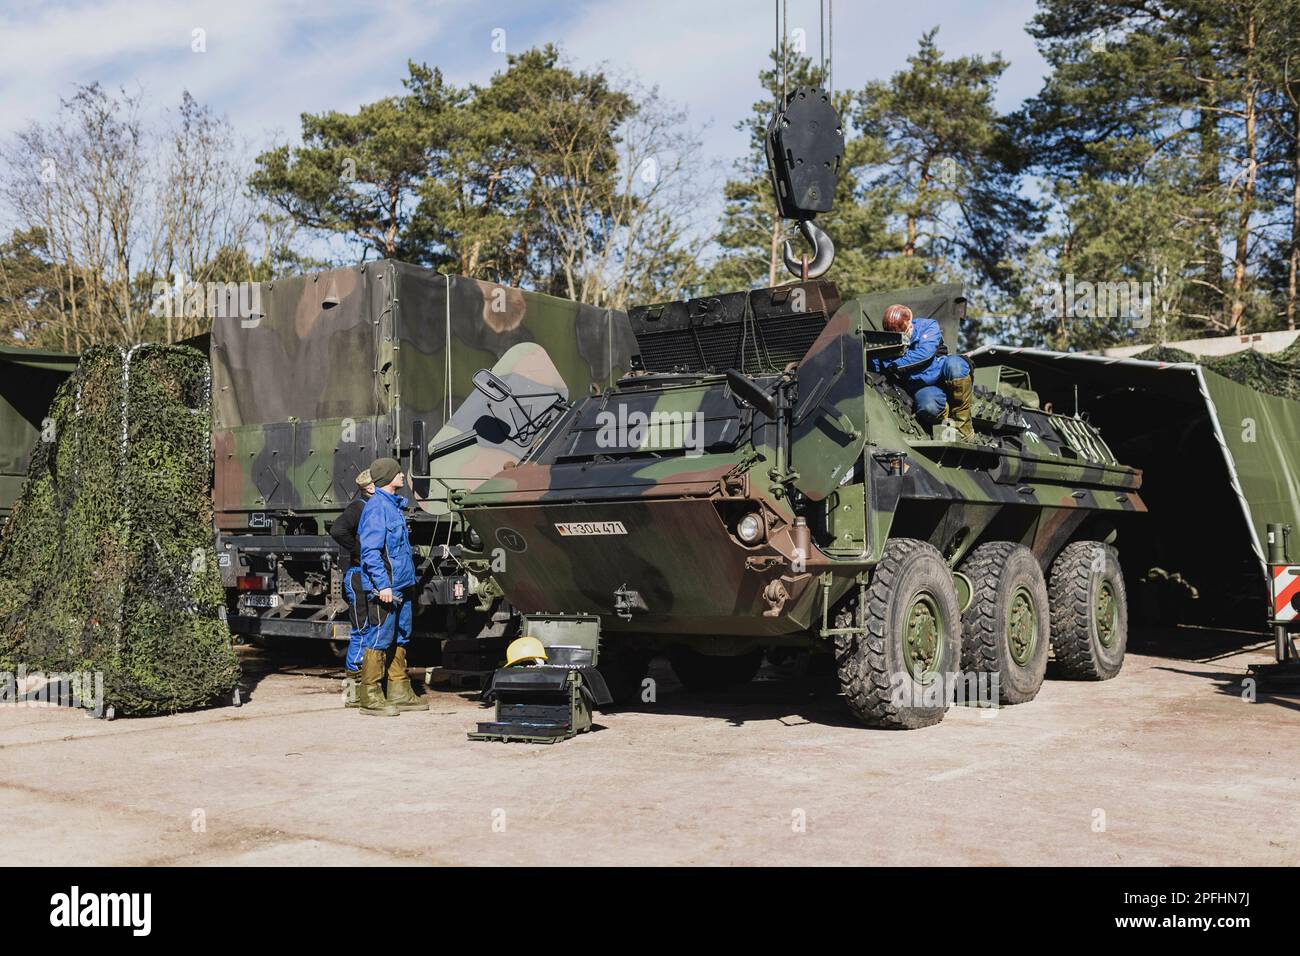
{"left": 1134, "top": 337, "right": 1300, "bottom": 402}
{"left": 0, "top": 344, "right": 239, "bottom": 715}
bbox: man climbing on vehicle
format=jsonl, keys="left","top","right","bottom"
{"left": 329, "top": 468, "right": 374, "bottom": 708}
{"left": 356, "top": 457, "right": 429, "bottom": 716}
{"left": 875, "top": 303, "right": 975, "bottom": 441}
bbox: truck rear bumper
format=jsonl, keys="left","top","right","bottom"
{"left": 228, "top": 615, "right": 352, "bottom": 641}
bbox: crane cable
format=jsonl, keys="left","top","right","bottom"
{"left": 828, "top": 0, "right": 833, "bottom": 93}
{"left": 775, "top": 0, "right": 786, "bottom": 108}
{"left": 820, "top": 0, "right": 834, "bottom": 92}
{"left": 774, "top": 0, "right": 834, "bottom": 99}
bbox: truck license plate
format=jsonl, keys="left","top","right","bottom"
{"left": 244, "top": 594, "right": 280, "bottom": 608}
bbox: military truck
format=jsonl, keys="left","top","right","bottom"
{"left": 209, "top": 260, "right": 635, "bottom": 662}
{"left": 0, "top": 345, "right": 79, "bottom": 520}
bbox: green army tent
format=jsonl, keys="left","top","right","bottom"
{"left": 971, "top": 343, "right": 1300, "bottom": 632}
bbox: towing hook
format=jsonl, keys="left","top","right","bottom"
{"left": 613, "top": 583, "right": 648, "bottom": 621}
{"left": 783, "top": 218, "right": 835, "bottom": 280}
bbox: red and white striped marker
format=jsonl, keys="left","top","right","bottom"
{"left": 1272, "top": 565, "right": 1300, "bottom": 623}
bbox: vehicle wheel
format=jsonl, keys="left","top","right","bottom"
{"left": 834, "top": 538, "right": 961, "bottom": 728}
{"left": 1048, "top": 541, "right": 1127, "bottom": 680}
{"left": 960, "top": 542, "right": 1050, "bottom": 704}
{"left": 598, "top": 639, "right": 652, "bottom": 708}
{"left": 668, "top": 646, "right": 763, "bottom": 692}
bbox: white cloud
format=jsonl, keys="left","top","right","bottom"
{"left": 1, "top": 0, "right": 1047, "bottom": 150}
{"left": 0, "top": 0, "right": 482, "bottom": 142}
{"left": 0, "top": 0, "right": 1049, "bottom": 250}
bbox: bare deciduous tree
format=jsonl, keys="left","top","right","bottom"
{"left": 1, "top": 83, "right": 262, "bottom": 348}
{"left": 523, "top": 76, "right": 712, "bottom": 310}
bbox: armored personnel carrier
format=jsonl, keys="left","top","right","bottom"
{"left": 454, "top": 88, "right": 1147, "bottom": 727}
{"left": 455, "top": 278, "right": 1145, "bottom": 726}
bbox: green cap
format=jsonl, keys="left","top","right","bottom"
{"left": 368, "top": 457, "right": 401, "bottom": 488}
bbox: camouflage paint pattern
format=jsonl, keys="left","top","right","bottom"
{"left": 457, "top": 280, "right": 1146, "bottom": 643}
{"left": 210, "top": 260, "right": 635, "bottom": 530}
{"left": 422, "top": 341, "right": 569, "bottom": 516}
{"left": 212, "top": 260, "right": 636, "bottom": 644}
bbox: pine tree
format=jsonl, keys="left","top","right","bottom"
{"left": 1018, "top": 0, "right": 1298, "bottom": 347}
{"left": 855, "top": 29, "right": 1038, "bottom": 298}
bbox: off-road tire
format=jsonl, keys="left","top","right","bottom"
{"left": 668, "top": 647, "right": 763, "bottom": 693}
{"left": 960, "top": 542, "right": 1050, "bottom": 704}
{"left": 834, "top": 538, "right": 962, "bottom": 729}
{"left": 597, "top": 640, "right": 653, "bottom": 709}
{"left": 1048, "top": 541, "right": 1127, "bottom": 680}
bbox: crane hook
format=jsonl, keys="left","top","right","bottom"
{"left": 782, "top": 218, "right": 835, "bottom": 280}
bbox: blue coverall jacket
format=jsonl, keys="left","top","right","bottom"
{"left": 358, "top": 488, "right": 417, "bottom": 595}
{"left": 873, "top": 317, "right": 950, "bottom": 387}
{"left": 872, "top": 317, "right": 970, "bottom": 423}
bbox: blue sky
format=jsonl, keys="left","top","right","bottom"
{"left": 0, "top": 0, "right": 1048, "bottom": 157}
{"left": 0, "top": 0, "right": 1049, "bottom": 251}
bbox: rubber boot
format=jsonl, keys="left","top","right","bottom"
{"left": 358, "top": 649, "right": 398, "bottom": 717}
{"left": 385, "top": 645, "right": 429, "bottom": 712}
{"left": 948, "top": 375, "right": 975, "bottom": 441}
{"left": 343, "top": 669, "right": 361, "bottom": 708}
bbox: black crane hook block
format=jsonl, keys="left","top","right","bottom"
{"left": 765, "top": 87, "right": 844, "bottom": 220}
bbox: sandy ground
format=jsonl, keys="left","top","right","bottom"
{"left": 1, "top": 626, "right": 1297, "bottom": 866}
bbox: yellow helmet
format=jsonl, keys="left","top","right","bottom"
{"left": 505, "top": 636, "right": 548, "bottom": 667}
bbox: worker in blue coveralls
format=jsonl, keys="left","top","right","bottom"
{"left": 328, "top": 468, "right": 374, "bottom": 708}
{"left": 875, "top": 304, "right": 975, "bottom": 441}
{"left": 355, "top": 457, "right": 428, "bottom": 716}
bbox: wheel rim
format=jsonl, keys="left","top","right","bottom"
{"left": 1096, "top": 581, "right": 1118, "bottom": 648}
{"left": 1006, "top": 586, "right": 1038, "bottom": 666}
{"left": 903, "top": 591, "right": 944, "bottom": 683}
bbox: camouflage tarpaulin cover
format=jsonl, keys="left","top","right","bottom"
{"left": 1132, "top": 343, "right": 1300, "bottom": 569}
{"left": 1133, "top": 338, "right": 1300, "bottom": 402}
{"left": 210, "top": 261, "right": 635, "bottom": 524}
{"left": 0, "top": 344, "right": 239, "bottom": 715}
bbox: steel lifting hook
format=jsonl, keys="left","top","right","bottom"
{"left": 782, "top": 218, "right": 835, "bottom": 280}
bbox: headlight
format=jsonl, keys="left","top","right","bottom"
{"left": 466, "top": 527, "right": 482, "bottom": 549}
{"left": 736, "top": 512, "right": 764, "bottom": 544}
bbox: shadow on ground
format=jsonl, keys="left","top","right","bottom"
{"left": 1128, "top": 623, "right": 1300, "bottom": 712}
{"left": 232, "top": 638, "right": 443, "bottom": 707}
{"left": 228, "top": 623, "right": 1294, "bottom": 726}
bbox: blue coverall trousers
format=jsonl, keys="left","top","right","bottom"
{"left": 341, "top": 568, "right": 372, "bottom": 672}
{"left": 364, "top": 587, "right": 414, "bottom": 652}
{"left": 912, "top": 355, "right": 972, "bottom": 424}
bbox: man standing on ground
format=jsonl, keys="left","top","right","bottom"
{"left": 356, "top": 457, "right": 429, "bottom": 716}
{"left": 330, "top": 469, "right": 374, "bottom": 707}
